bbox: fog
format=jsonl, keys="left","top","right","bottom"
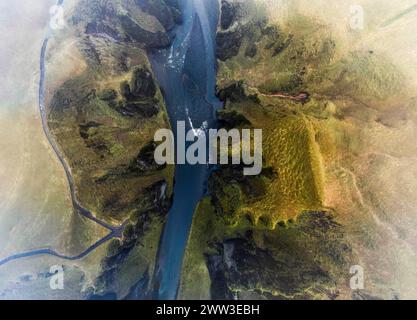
{"left": 0, "top": 0, "right": 73, "bottom": 258}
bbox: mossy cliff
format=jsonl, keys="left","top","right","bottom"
{"left": 180, "top": 0, "right": 408, "bottom": 300}
{"left": 47, "top": 0, "right": 179, "bottom": 299}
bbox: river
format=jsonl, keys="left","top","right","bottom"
{"left": 150, "top": 0, "right": 222, "bottom": 300}
{"left": 0, "top": 0, "right": 222, "bottom": 300}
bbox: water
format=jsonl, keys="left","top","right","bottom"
{"left": 150, "top": 0, "right": 222, "bottom": 300}
{"left": 0, "top": 0, "right": 222, "bottom": 298}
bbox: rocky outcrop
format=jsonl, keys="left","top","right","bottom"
{"left": 220, "top": 0, "right": 237, "bottom": 30}
{"left": 216, "top": 29, "right": 244, "bottom": 61}
{"left": 129, "top": 141, "right": 166, "bottom": 174}
{"left": 135, "top": 0, "right": 181, "bottom": 31}
{"left": 119, "top": 15, "right": 172, "bottom": 49}
{"left": 73, "top": 0, "right": 180, "bottom": 52}
{"left": 115, "top": 67, "right": 161, "bottom": 118}
{"left": 205, "top": 212, "right": 351, "bottom": 300}
{"left": 217, "top": 81, "right": 259, "bottom": 103}
{"left": 216, "top": 110, "right": 251, "bottom": 130}
{"left": 93, "top": 180, "right": 172, "bottom": 299}
{"left": 130, "top": 68, "right": 157, "bottom": 98}
{"left": 121, "top": 101, "right": 160, "bottom": 118}
{"left": 216, "top": 0, "right": 267, "bottom": 61}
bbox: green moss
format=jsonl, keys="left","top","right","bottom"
{"left": 180, "top": 1, "right": 400, "bottom": 299}
{"left": 178, "top": 198, "right": 214, "bottom": 300}
{"left": 98, "top": 89, "right": 118, "bottom": 101}
{"left": 48, "top": 66, "right": 174, "bottom": 223}
{"left": 180, "top": 197, "right": 352, "bottom": 299}
{"left": 116, "top": 216, "right": 165, "bottom": 297}
{"left": 259, "top": 72, "right": 303, "bottom": 94}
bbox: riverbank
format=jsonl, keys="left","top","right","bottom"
{"left": 180, "top": 0, "right": 417, "bottom": 300}
{"left": 0, "top": 0, "right": 177, "bottom": 299}
{"left": 150, "top": 0, "right": 222, "bottom": 300}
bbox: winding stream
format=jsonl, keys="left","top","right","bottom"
{"left": 0, "top": 0, "right": 125, "bottom": 267}
{"left": 150, "top": 0, "right": 222, "bottom": 300}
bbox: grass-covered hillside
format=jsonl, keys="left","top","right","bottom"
{"left": 180, "top": 0, "right": 417, "bottom": 300}
{"left": 46, "top": 0, "right": 179, "bottom": 299}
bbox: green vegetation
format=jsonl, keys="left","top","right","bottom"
{"left": 49, "top": 67, "right": 173, "bottom": 223}
{"left": 179, "top": 198, "right": 352, "bottom": 299}
{"left": 181, "top": 0, "right": 407, "bottom": 300}
{"left": 46, "top": 0, "right": 181, "bottom": 299}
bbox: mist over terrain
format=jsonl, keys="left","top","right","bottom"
{"left": 0, "top": 0, "right": 416, "bottom": 300}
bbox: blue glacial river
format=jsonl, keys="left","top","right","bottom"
{"left": 150, "top": 0, "right": 222, "bottom": 300}
{"left": 0, "top": 0, "right": 222, "bottom": 301}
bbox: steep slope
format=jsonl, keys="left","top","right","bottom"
{"left": 180, "top": 0, "right": 417, "bottom": 300}
{"left": 44, "top": 0, "right": 180, "bottom": 299}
